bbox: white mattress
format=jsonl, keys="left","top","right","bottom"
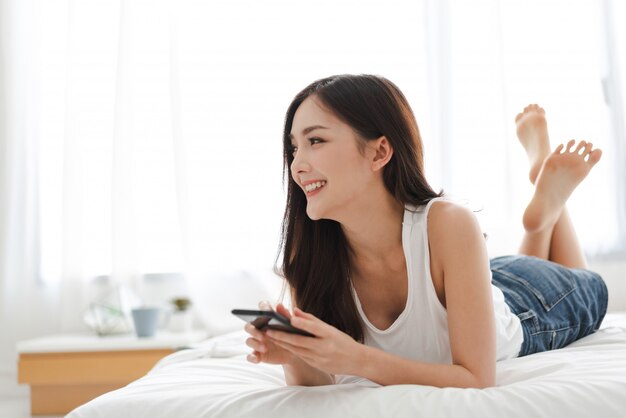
{"left": 67, "top": 313, "right": 626, "bottom": 418}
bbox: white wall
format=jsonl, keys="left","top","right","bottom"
{"left": 589, "top": 260, "right": 626, "bottom": 312}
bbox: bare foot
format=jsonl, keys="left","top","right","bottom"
{"left": 515, "top": 104, "right": 551, "bottom": 184}
{"left": 523, "top": 139, "right": 602, "bottom": 233}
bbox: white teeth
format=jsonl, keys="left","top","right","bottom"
{"left": 305, "top": 181, "right": 326, "bottom": 192}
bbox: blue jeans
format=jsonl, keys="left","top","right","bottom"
{"left": 490, "top": 255, "right": 608, "bottom": 357}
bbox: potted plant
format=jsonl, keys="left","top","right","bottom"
{"left": 169, "top": 296, "right": 193, "bottom": 333}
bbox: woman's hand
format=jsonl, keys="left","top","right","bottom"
{"left": 264, "top": 307, "right": 362, "bottom": 376}
{"left": 244, "top": 301, "right": 298, "bottom": 365}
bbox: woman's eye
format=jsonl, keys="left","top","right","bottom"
{"left": 289, "top": 138, "right": 322, "bottom": 156}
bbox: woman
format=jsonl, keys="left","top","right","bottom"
{"left": 244, "top": 74, "right": 608, "bottom": 388}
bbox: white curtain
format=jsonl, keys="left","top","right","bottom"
{"left": 28, "top": 0, "right": 434, "bottom": 290}
{"left": 425, "top": 0, "right": 626, "bottom": 257}
{"left": 0, "top": 0, "right": 64, "bottom": 386}
{"left": 0, "top": 0, "right": 432, "bottom": 378}
{"left": 1, "top": 0, "right": 625, "bottom": 385}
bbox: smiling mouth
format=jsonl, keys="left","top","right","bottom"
{"left": 304, "top": 181, "right": 326, "bottom": 193}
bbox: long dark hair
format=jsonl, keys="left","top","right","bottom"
{"left": 277, "top": 74, "right": 442, "bottom": 343}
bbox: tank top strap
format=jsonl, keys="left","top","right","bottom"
{"left": 403, "top": 196, "right": 453, "bottom": 226}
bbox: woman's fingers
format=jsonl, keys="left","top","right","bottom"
{"left": 269, "top": 336, "right": 310, "bottom": 356}
{"left": 246, "top": 336, "right": 267, "bottom": 353}
{"left": 275, "top": 303, "right": 292, "bottom": 319}
{"left": 258, "top": 300, "right": 273, "bottom": 310}
{"left": 244, "top": 323, "right": 264, "bottom": 339}
{"left": 290, "top": 308, "right": 326, "bottom": 336}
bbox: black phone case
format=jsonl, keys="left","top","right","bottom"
{"left": 231, "top": 309, "right": 314, "bottom": 337}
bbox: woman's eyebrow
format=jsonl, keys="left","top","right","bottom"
{"left": 288, "top": 125, "right": 329, "bottom": 140}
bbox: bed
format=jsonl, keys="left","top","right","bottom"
{"left": 67, "top": 312, "right": 626, "bottom": 418}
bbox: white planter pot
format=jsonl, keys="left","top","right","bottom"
{"left": 169, "top": 310, "right": 193, "bottom": 333}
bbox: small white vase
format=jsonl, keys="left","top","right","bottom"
{"left": 169, "top": 310, "right": 193, "bottom": 333}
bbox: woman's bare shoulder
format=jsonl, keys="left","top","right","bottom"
{"left": 426, "top": 200, "right": 485, "bottom": 257}
{"left": 427, "top": 200, "right": 478, "bottom": 226}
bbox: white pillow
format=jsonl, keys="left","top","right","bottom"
{"left": 186, "top": 268, "right": 288, "bottom": 337}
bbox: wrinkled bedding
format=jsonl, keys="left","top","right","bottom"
{"left": 68, "top": 313, "right": 626, "bottom": 418}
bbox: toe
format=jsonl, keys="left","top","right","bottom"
{"left": 587, "top": 149, "right": 602, "bottom": 165}
{"left": 554, "top": 143, "right": 565, "bottom": 154}
{"left": 574, "top": 140, "right": 587, "bottom": 154}
{"left": 565, "top": 139, "right": 576, "bottom": 152}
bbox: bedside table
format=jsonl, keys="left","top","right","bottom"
{"left": 17, "top": 330, "right": 207, "bottom": 416}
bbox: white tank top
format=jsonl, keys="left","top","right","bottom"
{"left": 351, "top": 198, "right": 523, "bottom": 364}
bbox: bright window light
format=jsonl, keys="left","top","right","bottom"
{"left": 36, "top": 0, "right": 625, "bottom": 283}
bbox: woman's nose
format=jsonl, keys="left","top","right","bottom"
{"left": 290, "top": 150, "right": 311, "bottom": 175}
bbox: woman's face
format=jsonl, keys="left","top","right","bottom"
{"left": 289, "top": 96, "right": 378, "bottom": 222}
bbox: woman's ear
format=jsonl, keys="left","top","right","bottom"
{"left": 371, "top": 136, "right": 393, "bottom": 171}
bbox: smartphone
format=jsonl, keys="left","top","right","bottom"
{"left": 231, "top": 309, "right": 314, "bottom": 337}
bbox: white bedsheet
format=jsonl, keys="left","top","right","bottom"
{"left": 67, "top": 313, "right": 626, "bottom": 418}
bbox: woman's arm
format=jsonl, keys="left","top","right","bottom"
{"left": 282, "top": 356, "right": 335, "bottom": 386}
{"left": 276, "top": 293, "right": 335, "bottom": 386}
{"left": 266, "top": 202, "right": 496, "bottom": 388}
{"left": 358, "top": 347, "right": 490, "bottom": 388}
{"left": 359, "top": 201, "right": 496, "bottom": 387}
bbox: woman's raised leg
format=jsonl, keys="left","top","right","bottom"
{"left": 514, "top": 104, "right": 602, "bottom": 269}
